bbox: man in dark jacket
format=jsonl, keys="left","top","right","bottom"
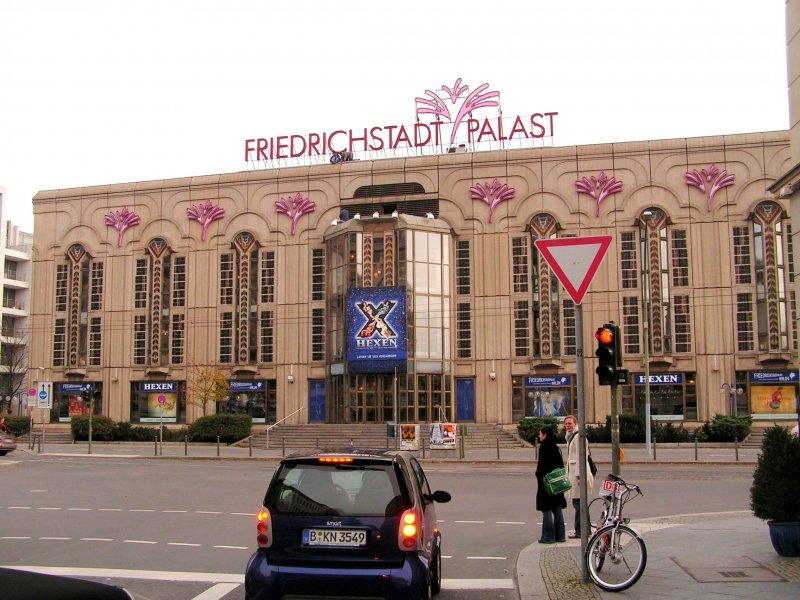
{"left": 534, "top": 426, "right": 567, "bottom": 543}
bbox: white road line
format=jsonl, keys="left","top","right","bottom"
{"left": 131, "top": 509, "right": 156, "bottom": 512}
{"left": 37, "top": 507, "right": 61, "bottom": 511}
{"left": 8, "top": 506, "right": 31, "bottom": 509}
{"left": 41, "top": 537, "right": 71, "bottom": 540}
{"left": 1, "top": 536, "right": 31, "bottom": 540}
{"left": 168, "top": 542, "right": 202, "bottom": 547}
{"left": 496, "top": 521, "right": 526, "bottom": 524}
{"left": 230, "top": 512, "right": 254, "bottom": 516}
{"left": 81, "top": 538, "right": 114, "bottom": 542}
{"left": 196, "top": 511, "right": 221, "bottom": 514}
{"left": 164, "top": 510, "right": 188, "bottom": 513}
{"left": 213, "top": 545, "right": 247, "bottom": 550}
{"left": 3, "top": 566, "right": 514, "bottom": 590}
{"left": 455, "top": 520, "right": 485, "bottom": 524}
{"left": 67, "top": 508, "right": 92, "bottom": 511}
{"left": 466, "top": 556, "right": 506, "bottom": 560}
{"left": 124, "top": 539, "right": 158, "bottom": 544}
{"left": 191, "top": 583, "right": 241, "bottom": 600}
{"left": 98, "top": 508, "right": 123, "bottom": 512}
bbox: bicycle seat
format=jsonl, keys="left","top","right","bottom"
{"left": 606, "top": 473, "right": 623, "bottom": 482}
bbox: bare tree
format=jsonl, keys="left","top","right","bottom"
{"left": 0, "top": 327, "right": 28, "bottom": 414}
{"left": 186, "top": 364, "right": 229, "bottom": 417}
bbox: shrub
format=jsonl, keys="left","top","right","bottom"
{"left": 586, "top": 422, "right": 610, "bottom": 443}
{"left": 702, "top": 414, "right": 753, "bottom": 442}
{"left": 653, "top": 421, "right": 691, "bottom": 443}
{"left": 1, "top": 415, "right": 31, "bottom": 437}
{"left": 188, "top": 414, "right": 251, "bottom": 443}
{"left": 70, "top": 415, "right": 115, "bottom": 440}
{"left": 517, "top": 416, "right": 564, "bottom": 444}
{"left": 751, "top": 426, "right": 800, "bottom": 522}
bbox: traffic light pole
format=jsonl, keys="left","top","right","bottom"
{"left": 610, "top": 383, "right": 620, "bottom": 476}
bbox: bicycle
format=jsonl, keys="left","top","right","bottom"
{"left": 584, "top": 473, "right": 647, "bottom": 592}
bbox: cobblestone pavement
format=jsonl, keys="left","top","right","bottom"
{"left": 540, "top": 546, "right": 600, "bottom": 600}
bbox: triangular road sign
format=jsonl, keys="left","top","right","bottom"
{"left": 534, "top": 236, "right": 613, "bottom": 305}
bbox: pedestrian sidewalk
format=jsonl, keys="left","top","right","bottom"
{"left": 516, "top": 511, "right": 800, "bottom": 599}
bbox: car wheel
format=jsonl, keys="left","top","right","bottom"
{"left": 430, "top": 549, "right": 442, "bottom": 595}
{"left": 422, "top": 568, "right": 432, "bottom": 600}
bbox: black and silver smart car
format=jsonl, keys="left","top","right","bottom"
{"left": 245, "top": 449, "right": 451, "bottom": 600}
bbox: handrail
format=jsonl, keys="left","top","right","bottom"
{"left": 266, "top": 406, "right": 306, "bottom": 449}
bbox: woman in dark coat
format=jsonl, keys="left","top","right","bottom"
{"left": 535, "top": 426, "right": 567, "bottom": 543}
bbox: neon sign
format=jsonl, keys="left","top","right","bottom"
{"left": 244, "top": 78, "right": 557, "bottom": 164}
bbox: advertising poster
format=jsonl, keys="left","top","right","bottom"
{"left": 750, "top": 386, "right": 797, "bottom": 415}
{"left": 430, "top": 423, "right": 457, "bottom": 450}
{"left": 346, "top": 286, "right": 407, "bottom": 373}
{"left": 400, "top": 424, "right": 419, "bottom": 450}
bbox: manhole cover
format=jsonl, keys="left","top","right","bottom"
{"left": 673, "top": 557, "right": 786, "bottom": 583}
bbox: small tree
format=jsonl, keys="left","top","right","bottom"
{"left": 0, "top": 328, "right": 29, "bottom": 414}
{"left": 751, "top": 426, "right": 800, "bottom": 523}
{"left": 186, "top": 365, "right": 229, "bottom": 417}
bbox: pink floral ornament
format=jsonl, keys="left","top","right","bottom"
{"left": 104, "top": 207, "right": 141, "bottom": 247}
{"left": 469, "top": 178, "right": 516, "bottom": 223}
{"left": 685, "top": 164, "right": 735, "bottom": 211}
{"left": 275, "top": 192, "right": 316, "bottom": 235}
{"left": 575, "top": 171, "right": 624, "bottom": 217}
{"left": 415, "top": 78, "right": 500, "bottom": 144}
{"left": 186, "top": 199, "right": 225, "bottom": 241}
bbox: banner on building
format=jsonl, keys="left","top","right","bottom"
{"left": 346, "top": 286, "right": 407, "bottom": 373}
{"left": 430, "top": 423, "right": 457, "bottom": 450}
{"left": 400, "top": 424, "right": 419, "bottom": 450}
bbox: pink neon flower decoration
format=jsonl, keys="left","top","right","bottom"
{"left": 469, "top": 178, "right": 516, "bottom": 223}
{"left": 415, "top": 90, "right": 452, "bottom": 122}
{"left": 575, "top": 171, "right": 624, "bottom": 217}
{"left": 104, "top": 206, "right": 141, "bottom": 247}
{"left": 450, "top": 83, "right": 500, "bottom": 144}
{"left": 685, "top": 164, "right": 735, "bottom": 211}
{"left": 275, "top": 192, "right": 316, "bottom": 235}
{"left": 186, "top": 199, "right": 225, "bottom": 241}
{"left": 415, "top": 78, "right": 500, "bottom": 143}
{"left": 441, "top": 77, "right": 469, "bottom": 103}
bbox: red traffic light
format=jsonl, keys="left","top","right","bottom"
{"left": 595, "top": 327, "right": 614, "bottom": 345}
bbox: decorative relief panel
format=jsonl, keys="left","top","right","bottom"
{"left": 469, "top": 178, "right": 515, "bottom": 223}
{"left": 575, "top": 171, "right": 623, "bottom": 217}
{"left": 187, "top": 200, "right": 225, "bottom": 241}
{"left": 685, "top": 164, "right": 735, "bottom": 211}
{"left": 104, "top": 207, "right": 141, "bottom": 247}
{"left": 275, "top": 192, "right": 316, "bottom": 235}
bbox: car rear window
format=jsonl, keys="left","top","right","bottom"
{"left": 266, "top": 460, "right": 408, "bottom": 517}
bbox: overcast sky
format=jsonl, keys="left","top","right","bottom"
{"left": 0, "top": 0, "right": 789, "bottom": 233}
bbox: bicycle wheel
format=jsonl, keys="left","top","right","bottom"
{"left": 585, "top": 524, "right": 647, "bottom": 591}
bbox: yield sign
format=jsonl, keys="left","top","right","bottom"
{"left": 534, "top": 236, "right": 612, "bottom": 305}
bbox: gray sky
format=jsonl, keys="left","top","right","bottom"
{"left": 0, "top": 0, "right": 789, "bottom": 233}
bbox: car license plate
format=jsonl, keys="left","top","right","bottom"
{"left": 303, "top": 528, "right": 367, "bottom": 547}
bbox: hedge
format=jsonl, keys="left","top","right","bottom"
{"left": 1, "top": 415, "right": 31, "bottom": 437}
{"left": 187, "top": 414, "right": 252, "bottom": 443}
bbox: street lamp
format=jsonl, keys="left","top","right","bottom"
{"left": 721, "top": 382, "right": 743, "bottom": 416}
{"left": 640, "top": 210, "right": 655, "bottom": 459}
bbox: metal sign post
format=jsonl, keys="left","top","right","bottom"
{"left": 575, "top": 304, "right": 590, "bottom": 583}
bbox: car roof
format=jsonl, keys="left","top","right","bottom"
{"left": 281, "top": 447, "right": 403, "bottom": 462}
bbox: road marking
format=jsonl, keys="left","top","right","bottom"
{"left": 196, "top": 511, "right": 221, "bottom": 514}
{"left": 99, "top": 508, "right": 123, "bottom": 512}
{"left": 496, "top": 521, "right": 526, "bottom": 524}
{"left": 213, "top": 545, "right": 247, "bottom": 550}
{"left": 466, "top": 556, "right": 506, "bottom": 560}
{"left": 41, "top": 537, "right": 72, "bottom": 540}
{"left": 67, "top": 508, "right": 92, "bottom": 511}
{"left": 3, "top": 566, "right": 514, "bottom": 590}
{"left": 8, "top": 506, "right": 31, "bottom": 509}
{"left": 131, "top": 509, "right": 156, "bottom": 512}
{"left": 230, "top": 512, "right": 254, "bottom": 516}
{"left": 164, "top": 510, "right": 188, "bottom": 513}
{"left": 191, "top": 583, "right": 241, "bottom": 600}
{"left": 36, "top": 507, "right": 61, "bottom": 511}
{"left": 81, "top": 538, "right": 114, "bottom": 542}
{"left": 1, "top": 536, "right": 31, "bottom": 540}
{"left": 124, "top": 539, "right": 158, "bottom": 544}
{"left": 455, "top": 520, "right": 485, "bottom": 524}
{"left": 168, "top": 542, "right": 202, "bottom": 547}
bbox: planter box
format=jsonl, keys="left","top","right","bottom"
{"left": 768, "top": 521, "right": 800, "bottom": 557}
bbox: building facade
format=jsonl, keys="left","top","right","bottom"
{"left": 1, "top": 188, "right": 34, "bottom": 415}
{"left": 28, "top": 131, "right": 799, "bottom": 428}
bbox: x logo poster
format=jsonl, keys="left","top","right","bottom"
{"left": 347, "top": 286, "right": 407, "bottom": 373}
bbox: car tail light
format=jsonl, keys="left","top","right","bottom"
{"left": 256, "top": 507, "right": 272, "bottom": 548}
{"left": 319, "top": 457, "right": 353, "bottom": 463}
{"left": 398, "top": 508, "right": 420, "bottom": 550}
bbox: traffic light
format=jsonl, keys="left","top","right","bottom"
{"left": 81, "top": 388, "right": 91, "bottom": 403}
{"left": 595, "top": 323, "right": 622, "bottom": 385}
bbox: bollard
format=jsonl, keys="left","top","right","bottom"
{"left": 735, "top": 437, "right": 739, "bottom": 461}
{"left": 653, "top": 437, "right": 657, "bottom": 461}
{"left": 185, "top": 436, "right": 188, "bottom": 456}
{"left": 217, "top": 436, "right": 220, "bottom": 457}
{"left": 422, "top": 434, "right": 426, "bottom": 459}
{"left": 534, "top": 437, "right": 539, "bottom": 461}
{"left": 459, "top": 433, "right": 465, "bottom": 460}
{"left": 695, "top": 436, "right": 699, "bottom": 461}
{"left": 496, "top": 438, "right": 500, "bottom": 460}
{"left": 249, "top": 436, "right": 253, "bottom": 457}
{"left": 154, "top": 436, "right": 158, "bottom": 456}
{"left": 282, "top": 437, "right": 286, "bottom": 457}
{"left": 37, "top": 434, "right": 41, "bottom": 453}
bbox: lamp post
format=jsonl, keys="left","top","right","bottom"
{"left": 721, "top": 382, "right": 743, "bottom": 416}
{"left": 640, "top": 210, "right": 655, "bottom": 459}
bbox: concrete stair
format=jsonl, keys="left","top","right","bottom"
{"left": 238, "top": 423, "right": 528, "bottom": 451}
{"left": 17, "top": 426, "right": 74, "bottom": 445}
